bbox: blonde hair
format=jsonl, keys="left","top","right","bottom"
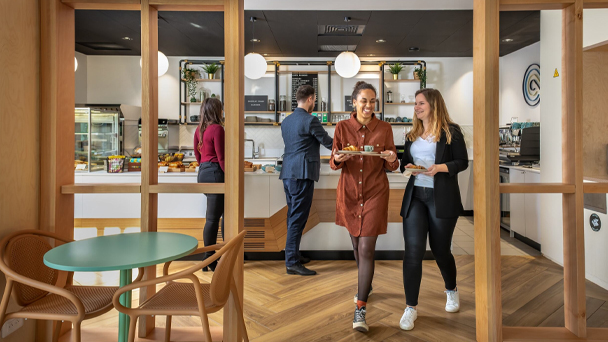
{"left": 408, "top": 88, "right": 456, "bottom": 144}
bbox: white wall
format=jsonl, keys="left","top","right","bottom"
{"left": 499, "top": 42, "right": 541, "bottom": 126}
{"left": 75, "top": 51, "right": 88, "bottom": 104}
{"left": 540, "top": 9, "right": 608, "bottom": 290}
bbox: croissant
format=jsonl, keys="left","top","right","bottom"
{"left": 343, "top": 145, "right": 358, "bottom": 152}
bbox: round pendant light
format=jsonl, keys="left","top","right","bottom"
{"left": 139, "top": 51, "right": 169, "bottom": 77}
{"left": 245, "top": 52, "right": 267, "bottom": 79}
{"left": 245, "top": 17, "right": 267, "bottom": 80}
{"left": 74, "top": 56, "right": 78, "bottom": 72}
{"left": 335, "top": 51, "right": 361, "bottom": 78}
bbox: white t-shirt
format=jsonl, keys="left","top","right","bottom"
{"left": 410, "top": 136, "right": 436, "bottom": 188}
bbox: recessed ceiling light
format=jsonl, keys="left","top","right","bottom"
{"left": 190, "top": 23, "right": 203, "bottom": 29}
{"left": 376, "top": 39, "right": 386, "bottom": 43}
{"left": 250, "top": 38, "right": 260, "bottom": 43}
{"left": 502, "top": 38, "right": 514, "bottom": 42}
{"left": 409, "top": 47, "right": 420, "bottom": 51}
{"left": 122, "top": 37, "right": 132, "bottom": 41}
{"left": 263, "top": 53, "right": 268, "bottom": 56}
{"left": 368, "top": 54, "right": 375, "bottom": 56}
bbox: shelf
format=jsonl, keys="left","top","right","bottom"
{"left": 384, "top": 79, "right": 420, "bottom": 83}
{"left": 245, "top": 111, "right": 275, "bottom": 114}
{"left": 385, "top": 102, "right": 416, "bottom": 105}
{"left": 181, "top": 78, "right": 221, "bottom": 82}
{"left": 245, "top": 122, "right": 280, "bottom": 126}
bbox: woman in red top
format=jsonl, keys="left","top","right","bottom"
{"left": 330, "top": 81, "right": 399, "bottom": 332}
{"left": 193, "top": 97, "right": 225, "bottom": 271}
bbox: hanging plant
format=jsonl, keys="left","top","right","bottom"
{"left": 182, "top": 67, "right": 199, "bottom": 102}
{"left": 414, "top": 67, "right": 427, "bottom": 88}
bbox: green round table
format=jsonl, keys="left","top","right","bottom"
{"left": 44, "top": 232, "right": 198, "bottom": 342}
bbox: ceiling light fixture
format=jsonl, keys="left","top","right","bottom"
{"left": 409, "top": 47, "right": 420, "bottom": 51}
{"left": 245, "top": 17, "right": 267, "bottom": 80}
{"left": 74, "top": 57, "right": 78, "bottom": 72}
{"left": 122, "top": 36, "right": 133, "bottom": 41}
{"left": 344, "top": 16, "right": 351, "bottom": 22}
{"left": 190, "top": 23, "right": 203, "bottom": 29}
{"left": 139, "top": 51, "right": 169, "bottom": 77}
{"left": 368, "top": 54, "right": 375, "bottom": 57}
{"left": 376, "top": 39, "right": 386, "bottom": 43}
{"left": 502, "top": 38, "right": 514, "bottom": 42}
{"left": 335, "top": 50, "right": 361, "bottom": 78}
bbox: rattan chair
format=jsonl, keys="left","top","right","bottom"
{"left": 113, "top": 230, "right": 248, "bottom": 342}
{"left": 0, "top": 229, "right": 143, "bottom": 342}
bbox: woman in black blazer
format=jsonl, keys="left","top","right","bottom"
{"left": 397, "top": 88, "right": 468, "bottom": 331}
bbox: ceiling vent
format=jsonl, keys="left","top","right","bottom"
{"left": 77, "top": 42, "right": 131, "bottom": 51}
{"left": 318, "top": 45, "right": 357, "bottom": 52}
{"left": 318, "top": 25, "right": 365, "bottom": 36}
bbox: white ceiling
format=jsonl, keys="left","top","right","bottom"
{"left": 244, "top": 0, "right": 474, "bottom": 11}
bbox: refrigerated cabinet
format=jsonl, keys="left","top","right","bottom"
{"left": 75, "top": 106, "right": 123, "bottom": 172}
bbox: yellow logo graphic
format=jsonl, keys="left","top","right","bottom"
{"left": 553, "top": 68, "right": 559, "bottom": 78}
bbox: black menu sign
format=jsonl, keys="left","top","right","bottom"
{"left": 291, "top": 73, "right": 318, "bottom": 111}
{"left": 245, "top": 95, "right": 268, "bottom": 111}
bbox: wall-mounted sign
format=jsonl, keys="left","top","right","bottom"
{"left": 344, "top": 96, "right": 354, "bottom": 112}
{"left": 590, "top": 213, "right": 601, "bottom": 232}
{"left": 523, "top": 63, "right": 540, "bottom": 107}
{"left": 245, "top": 95, "right": 268, "bottom": 111}
{"left": 291, "top": 73, "right": 318, "bottom": 111}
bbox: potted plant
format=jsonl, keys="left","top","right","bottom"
{"left": 202, "top": 63, "right": 220, "bottom": 79}
{"left": 414, "top": 67, "right": 427, "bottom": 88}
{"left": 182, "top": 67, "right": 199, "bottom": 102}
{"left": 388, "top": 63, "right": 403, "bottom": 80}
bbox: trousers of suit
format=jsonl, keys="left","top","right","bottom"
{"left": 283, "top": 178, "right": 315, "bottom": 267}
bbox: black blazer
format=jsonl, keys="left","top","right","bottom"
{"left": 399, "top": 124, "right": 469, "bottom": 219}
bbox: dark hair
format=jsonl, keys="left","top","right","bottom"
{"left": 197, "top": 97, "right": 224, "bottom": 152}
{"left": 296, "top": 85, "right": 315, "bottom": 103}
{"left": 351, "top": 81, "right": 377, "bottom": 110}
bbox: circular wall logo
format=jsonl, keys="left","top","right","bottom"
{"left": 522, "top": 63, "right": 540, "bottom": 107}
{"left": 590, "top": 214, "right": 601, "bottom": 232}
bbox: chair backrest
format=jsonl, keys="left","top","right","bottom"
{"left": 4, "top": 234, "right": 58, "bottom": 306}
{"left": 209, "top": 230, "right": 246, "bottom": 307}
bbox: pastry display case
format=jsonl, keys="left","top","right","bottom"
{"left": 75, "top": 105, "right": 123, "bottom": 172}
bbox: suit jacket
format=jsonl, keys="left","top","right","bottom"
{"left": 399, "top": 124, "right": 469, "bottom": 219}
{"left": 279, "top": 107, "right": 333, "bottom": 182}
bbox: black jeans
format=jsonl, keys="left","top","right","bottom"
{"left": 403, "top": 186, "right": 458, "bottom": 306}
{"left": 198, "top": 162, "right": 224, "bottom": 264}
{"left": 283, "top": 179, "right": 315, "bottom": 267}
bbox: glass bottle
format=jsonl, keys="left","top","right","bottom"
{"left": 268, "top": 99, "right": 275, "bottom": 111}
{"left": 321, "top": 98, "right": 327, "bottom": 111}
{"left": 387, "top": 90, "right": 393, "bottom": 103}
{"left": 279, "top": 95, "right": 287, "bottom": 111}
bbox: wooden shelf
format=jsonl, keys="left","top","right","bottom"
{"left": 182, "top": 102, "right": 202, "bottom": 105}
{"left": 385, "top": 79, "right": 420, "bottom": 83}
{"left": 62, "top": 183, "right": 141, "bottom": 194}
{"left": 181, "top": 78, "right": 221, "bottom": 82}
{"left": 245, "top": 122, "right": 280, "bottom": 126}
{"left": 385, "top": 102, "right": 416, "bottom": 105}
{"left": 245, "top": 111, "right": 275, "bottom": 114}
{"left": 149, "top": 183, "right": 225, "bottom": 194}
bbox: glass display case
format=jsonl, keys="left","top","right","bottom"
{"left": 75, "top": 106, "right": 123, "bottom": 172}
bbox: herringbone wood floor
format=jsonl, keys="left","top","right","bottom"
{"left": 70, "top": 255, "right": 608, "bottom": 342}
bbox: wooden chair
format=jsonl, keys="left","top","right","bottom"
{"left": 113, "top": 230, "right": 248, "bottom": 342}
{"left": 0, "top": 229, "right": 144, "bottom": 342}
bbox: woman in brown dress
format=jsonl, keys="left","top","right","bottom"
{"left": 330, "top": 81, "right": 399, "bottom": 332}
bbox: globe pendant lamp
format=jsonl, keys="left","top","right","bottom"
{"left": 74, "top": 57, "right": 78, "bottom": 72}
{"left": 139, "top": 51, "right": 169, "bottom": 77}
{"left": 244, "top": 17, "right": 267, "bottom": 80}
{"left": 335, "top": 51, "right": 361, "bottom": 78}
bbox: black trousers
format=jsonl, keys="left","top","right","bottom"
{"left": 402, "top": 186, "right": 458, "bottom": 306}
{"left": 198, "top": 162, "right": 224, "bottom": 262}
{"left": 283, "top": 179, "right": 315, "bottom": 267}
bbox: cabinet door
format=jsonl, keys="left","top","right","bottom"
{"left": 524, "top": 172, "right": 541, "bottom": 242}
{"left": 510, "top": 170, "right": 526, "bottom": 236}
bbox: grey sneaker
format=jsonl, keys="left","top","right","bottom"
{"left": 353, "top": 306, "right": 368, "bottom": 332}
{"left": 353, "top": 286, "right": 373, "bottom": 303}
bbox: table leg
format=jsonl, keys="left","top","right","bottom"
{"left": 119, "top": 269, "right": 133, "bottom": 342}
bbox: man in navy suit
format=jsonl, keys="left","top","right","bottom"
{"left": 280, "top": 85, "right": 333, "bottom": 276}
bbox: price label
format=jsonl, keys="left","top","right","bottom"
{"left": 159, "top": 166, "right": 169, "bottom": 173}
{"left": 75, "top": 164, "right": 87, "bottom": 170}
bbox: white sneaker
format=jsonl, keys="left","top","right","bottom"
{"left": 445, "top": 289, "right": 460, "bottom": 313}
{"left": 399, "top": 307, "right": 417, "bottom": 331}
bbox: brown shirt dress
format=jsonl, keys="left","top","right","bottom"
{"left": 330, "top": 114, "right": 400, "bottom": 237}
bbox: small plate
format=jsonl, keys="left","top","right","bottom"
{"left": 337, "top": 150, "right": 389, "bottom": 157}
{"left": 404, "top": 167, "right": 428, "bottom": 172}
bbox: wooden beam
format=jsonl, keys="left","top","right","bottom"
{"left": 61, "top": 0, "right": 141, "bottom": 10}
{"left": 223, "top": 0, "right": 244, "bottom": 341}
{"left": 562, "top": 0, "right": 587, "bottom": 338}
{"left": 148, "top": 183, "right": 225, "bottom": 194}
{"left": 583, "top": 182, "right": 608, "bottom": 193}
{"left": 500, "top": 0, "right": 573, "bottom": 10}
{"left": 61, "top": 183, "right": 141, "bottom": 194}
{"left": 40, "top": 0, "right": 75, "bottom": 242}
{"left": 583, "top": 0, "right": 608, "bottom": 8}
{"left": 149, "top": 0, "right": 222, "bottom": 5}
{"left": 473, "top": 0, "right": 502, "bottom": 341}
{"left": 154, "top": 5, "right": 223, "bottom": 11}
{"left": 500, "top": 183, "right": 576, "bottom": 193}
{"left": 139, "top": 0, "right": 158, "bottom": 337}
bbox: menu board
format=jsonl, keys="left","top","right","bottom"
{"left": 245, "top": 95, "right": 268, "bottom": 111}
{"left": 291, "top": 73, "right": 318, "bottom": 111}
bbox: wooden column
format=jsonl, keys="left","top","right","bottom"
{"left": 562, "top": 0, "right": 586, "bottom": 337}
{"left": 40, "top": 0, "right": 75, "bottom": 240}
{"left": 473, "top": 0, "right": 502, "bottom": 341}
{"left": 223, "top": 0, "right": 245, "bottom": 341}
{"left": 139, "top": 0, "right": 159, "bottom": 337}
